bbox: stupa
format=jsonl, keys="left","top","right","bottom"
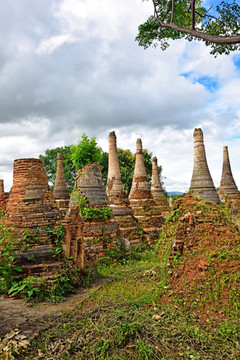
{"left": 53, "top": 152, "right": 70, "bottom": 214}
{"left": 189, "top": 128, "right": 220, "bottom": 203}
{"left": 151, "top": 156, "right": 168, "bottom": 213}
{"left": 68, "top": 163, "right": 119, "bottom": 267}
{"left": 0, "top": 159, "right": 62, "bottom": 277}
{"left": 219, "top": 146, "right": 238, "bottom": 201}
{"left": 107, "top": 131, "right": 142, "bottom": 246}
{"left": 1, "top": 158, "right": 61, "bottom": 241}
{"left": 129, "top": 139, "right": 165, "bottom": 244}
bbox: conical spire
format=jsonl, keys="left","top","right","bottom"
{"left": 107, "top": 131, "right": 124, "bottom": 197}
{"left": 151, "top": 157, "right": 165, "bottom": 199}
{"left": 0, "top": 180, "right": 4, "bottom": 195}
{"left": 106, "top": 131, "right": 141, "bottom": 246}
{"left": 219, "top": 146, "right": 238, "bottom": 199}
{"left": 129, "top": 138, "right": 165, "bottom": 244}
{"left": 53, "top": 153, "right": 70, "bottom": 202}
{"left": 189, "top": 128, "right": 220, "bottom": 203}
{"left": 129, "top": 138, "right": 151, "bottom": 199}
{"left": 151, "top": 157, "right": 168, "bottom": 211}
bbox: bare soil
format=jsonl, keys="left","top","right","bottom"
{"left": 0, "top": 277, "right": 112, "bottom": 339}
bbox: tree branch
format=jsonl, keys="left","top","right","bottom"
{"left": 153, "top": 15, "right": 240, "bottom": 44}
{"left": 190, "top": 0, "right": 196, "bottom": 30}
{"left": 171, "top": 0, "right": 175, "bottom": 23}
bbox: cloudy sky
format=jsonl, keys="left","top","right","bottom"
{"left": 0, "top": 0, "right": 240, "bottom": 193}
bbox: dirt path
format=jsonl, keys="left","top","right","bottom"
{"left": 0, "top": 277, "right": 113, "bottom": 339}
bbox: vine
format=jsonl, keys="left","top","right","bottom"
{"left": 72, "top": 190, "right": 112, "bottom": 220}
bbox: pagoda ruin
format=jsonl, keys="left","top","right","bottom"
{"left": 2, "top": 158, "right": 61, "bottom": 236}
{"left": 107, "top": 131, "right": 141, "bottom": 246}
{"left": 219, "top": 146, "right": 238, "bottom": 201}
{"left": 66, "top": 163, "right": 119, "bottom": 267}
{"left": 129, "top": 138, "right": 165, "bottom": 244}
{"left": 53, "top": 152, "right": 70, "bottom": 214}
{"left": 0, "top": 158, "right": 62, "bottom": 276}
{"left": 151, "top": 156, "right": 168, "bottom": 213}
{"left": 189, "top": 128, "right": 220, "bottom": 203}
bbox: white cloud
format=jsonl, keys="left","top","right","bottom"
{"left": 36, "top": 34, "right": 79, "bottom": 55}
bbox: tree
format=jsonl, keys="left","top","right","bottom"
{"left": 71, "top": 134, "right": 102, "bottom": 170}
{"left": 136, "top": 1, "right": 240, "bottom": 55}
{"left": 39, "top": 146, "right": 77, "bottom": 192}
{"left": 39, "top": 134, "right": 102, "bottom": 193}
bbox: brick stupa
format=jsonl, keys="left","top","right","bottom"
{"left": 53, "top": 152, "right": 70, "bottom": 214}
{"left": 67, "top": 163, "right": 119, "bottom": 267}
{"left": 219, "top": 146, "right": 238, "bottom": 201}
{"left": 189, "top": 128, "right": 220, "bottom": 203}
{"left": 151, "top": 156, "right": 169, "bottom": 213}
{"left": 0, "top": 159, "right": 62, "bottom": 276}
{"left": 107, "top": 131, "right": 141, "bottom": 246}
{"left": 2, "top": 159, "right": 61, "bottom": 240}
{"left": 129, "top": 139, "right": 165, "bottom": 244}
{"left": 0, "top": 179, "right": 9, "bottom": 214}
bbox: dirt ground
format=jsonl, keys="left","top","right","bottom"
{"left": 0, "top": 277, "right": 112, "bottom": 339}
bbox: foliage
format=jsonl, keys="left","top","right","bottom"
{"left": 8, "top": 276, "right": 41, "bottom": 300}
{"left": 39, "top": 261, "right": 94, "bottom": 303}
{"left": 71, "top": 133, "right": 102, "bottom": 170}
{"left": 0, "top": 224, "right": 22, "bottom": 294}
{"left": 97, "top": 245, "right": 130, "bottom": 267}
{"left": 39, "top": 145, "right": 76, "bottom": 192}
{"left": 0, "top": 222, "right": 93, "bottom": 303}
{"left": 72, "top": 190, "right": 113, "bottom": 220}
{"left": 45, "top": 223, "right": 66, "bottom": 257}
{"left": 137, "top": 0, "right": 240, "bottom": 56}
{"left": 80, "top": 206, "right": 113, "bottom": 220}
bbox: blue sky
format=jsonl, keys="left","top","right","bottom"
{"left": 0, "top": 0, "right": 240, "bottom": 193}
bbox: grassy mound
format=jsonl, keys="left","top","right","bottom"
{"left": 157, "top": 194, "right": 240, "bottom": 321}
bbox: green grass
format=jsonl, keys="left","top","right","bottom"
{"left": 16, "top": 245, "right": 240, "bottom": 360}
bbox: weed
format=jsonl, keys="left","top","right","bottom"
{"left": 71, "top": 190, "right": 112, "bottom": 220}
{"left": 8, "top": 276, "right": 41, "bottom": 300}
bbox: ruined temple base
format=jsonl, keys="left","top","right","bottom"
{"left": 152, "top": 197, "right": 169, "bottom": 216}
{"left": 190, "top": 188, "right": 220, "bottom": 204}
{"left": 111, "top": 214, "right": 142, "bottom": 246}
{"left": 129, "top": 198, "right": 165, "bottom": 245}
{"left": 63, "top": 207, "right": 120, "bottom": 269}
{"left": 109, "top": 197, "right": 142, "bottom": 246}
{"left": 218, "top": 188, "right": 239, "bottom": 203}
